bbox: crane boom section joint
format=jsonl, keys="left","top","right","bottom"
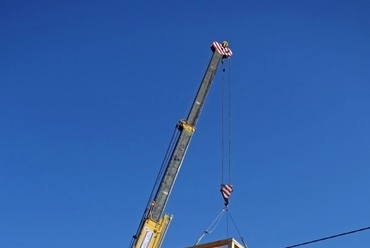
{"left": 178, "top": 120, "right": 196, "bottom": 133}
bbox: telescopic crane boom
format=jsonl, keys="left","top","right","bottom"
{"left": 130, "top": 41, "right": 232, "bottom": 248}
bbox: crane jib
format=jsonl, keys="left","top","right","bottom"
{"left": 131, "top": 41, "right": 232, "bottom": 248}
{"left": 152, "top": 43, "right": 231, "bottom": 221}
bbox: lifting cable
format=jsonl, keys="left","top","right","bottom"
{"left": 226, "top": 208, "right": 249, "bottom": 248}
{"left": 220, "top": 58, "right": 233, "bottom": 207}
{"left": 193, "top": 207, "right": 227, "bottom": 246}
{"left": 228, "top": 58, "right": 232, "bottom": 185}
{"left": 193, "top": 206, "right": 250, "bottom": 248}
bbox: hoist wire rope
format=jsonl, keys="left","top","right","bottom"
{"left": 135, "top": 116, "right": 186, "bottom": 243}
{"left": 221, "top": 58, "right": 233, "bottom": 185}
{"left": 147, "top": 127, "right": 179, "bottom": 206}
{"left": 221, "top": 59, "right": 225, "bottom": 185}
{"left": 193, "top": 207, "right": 227, "bottom": 246}
{"left": 228, "top": 58, "right": 232, "bottom": 184}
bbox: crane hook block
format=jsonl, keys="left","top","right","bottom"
{"left": 220, "top": 184, "right": 233, "bottom": 206}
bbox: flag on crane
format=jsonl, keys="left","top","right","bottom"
{"left": 220, "top": 184, "right": 233, "bottom": 206}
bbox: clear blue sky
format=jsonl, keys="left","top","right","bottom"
{"left": 1, "top": 1, "right": 370, "bottom": 248}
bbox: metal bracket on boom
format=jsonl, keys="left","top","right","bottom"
{"left": 177, "top": 120, "right": 196, "bottom": 132}
{"left": 148, "top": 201, "right": 156, "bottom": 219}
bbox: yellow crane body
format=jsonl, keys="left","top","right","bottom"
{"left": 135, "top": 214, "right": 173, "bottom": 248}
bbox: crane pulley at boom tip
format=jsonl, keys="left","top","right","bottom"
{"left": 130, "top": 41, "right": 232, "bottom": 248}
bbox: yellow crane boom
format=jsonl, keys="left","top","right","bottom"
{"left": 130, "top": 41, "right": 232, "bottom": 248}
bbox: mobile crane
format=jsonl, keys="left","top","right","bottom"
{"left": 130, "top": 41, "right": 233, "bottom": 248}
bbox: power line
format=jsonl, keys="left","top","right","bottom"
{"left": 283, "top": 225, "right": 370, "bottom": 248}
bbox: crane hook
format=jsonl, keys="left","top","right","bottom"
{"left": 220, "top": 184, "right": 233, "bottom": 206}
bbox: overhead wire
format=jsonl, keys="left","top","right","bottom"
{"left": 282, "top": 225, "right": 370, "bottom": 248}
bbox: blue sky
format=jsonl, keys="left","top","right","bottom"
{"left": 1, "top": 1, "right": 370, "bottom": 248}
